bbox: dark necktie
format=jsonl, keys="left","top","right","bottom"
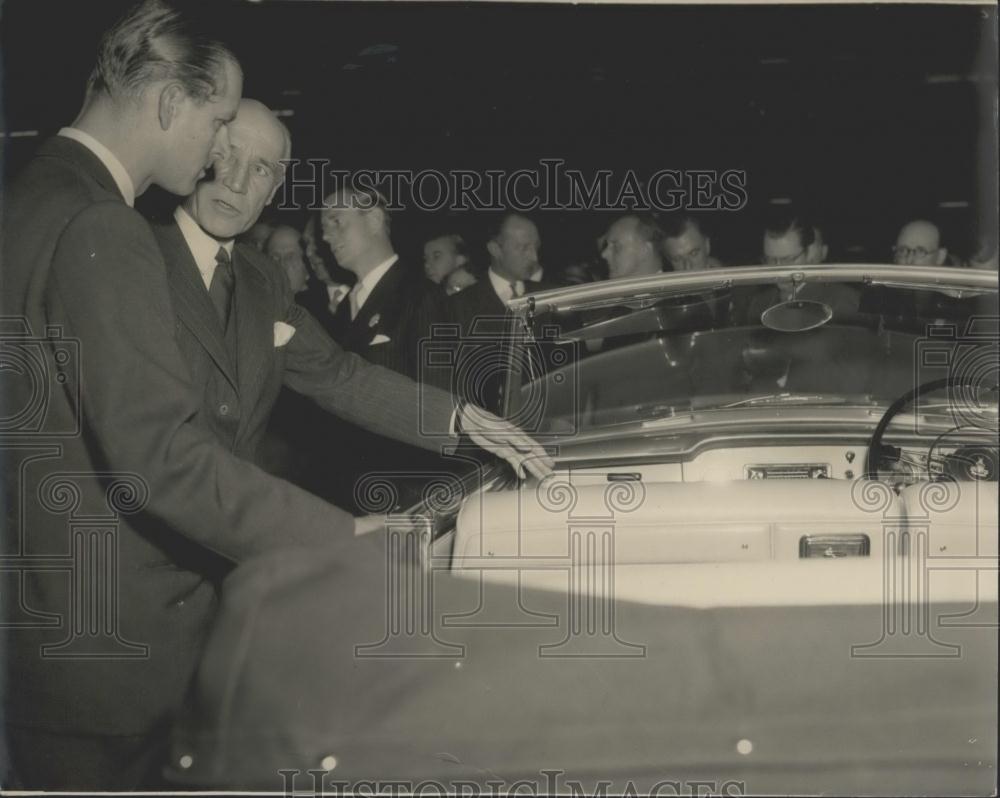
{"left": 209, "top": 246, "right": 234, "bottom": 328}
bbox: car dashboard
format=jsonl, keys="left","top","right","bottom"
{"left": 414, "top": 432, "right": 998, "bottom": 603}
{"left": 563, "top": 441, "right": 998, "bottom": 485}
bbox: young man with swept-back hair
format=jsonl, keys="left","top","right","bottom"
{"left": 0, "top": 0, "right": 248, "bottom": 788}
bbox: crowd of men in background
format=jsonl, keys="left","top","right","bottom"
{"left": 240, "top": 194, "right": 998, "bottom": 504}
{"left": 249, "top": 200, "right": 998, "bottom": 358}
{"left": 252, "top": 205, "right": 998, "bottom": 315}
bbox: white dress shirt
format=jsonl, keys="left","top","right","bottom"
{"left": 174, "top": 205, "right": 234, "bottom": 290}
{"left": 350, "top": 254, "right": 399, "bottom": 318}
{"left": 58, "top": 127, "right": 136, "bottom": 208}
{"left": 487, "top": 268, "right": 525, "bottom": 302}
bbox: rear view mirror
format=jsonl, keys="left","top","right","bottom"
{"left": 761, "top": 299, "right": 833, "bottom": 332}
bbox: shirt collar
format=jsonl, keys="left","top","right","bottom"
{"left": 487, "top": 268, "right": 524, "bottom": 302}
{"left": 174, "top": 205, "right": 235, "bottom": 290}
{"left": 354, "top": 254, "right": 399, "bottom": 302}
{"left": 58, "top": 127, "right": 136, "bottom": 208}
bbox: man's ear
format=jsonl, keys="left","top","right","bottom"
{"left": 704, "top": 237, "right": 712, "bottom": 256}
{"left": 486, "top": 240, "right": 501, "bottom": 261}
{"left": 805, "top": 241, "right": 825, "bottom": 265}
{"left": 365, "top": 206, "right": 387, "bottom": 235}
{"left": 456, "top": 254, "right": 469, "bottom": 268}
{"left": 268, "top": 163, "right": 288, "bottom": 205}
{"left": 936, "top": 247, "right": 948, "bottom": 266}
{"left": 158, "top": 83, "right": 186, "bottom": 131}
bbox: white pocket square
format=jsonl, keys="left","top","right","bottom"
{"left": 274, "top": 321, "right": 296, "bottom": 347}
{"left": 370, "top": 334, "right": 391, "bottom": 346}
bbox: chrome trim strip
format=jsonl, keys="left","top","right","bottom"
{"left": 509, "top": 264, "right": 998, "bottom": 315}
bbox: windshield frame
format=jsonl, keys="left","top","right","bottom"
{"left": 499, "top": 264, "right": 998, "bottom": 431}
{"left": 509, "top": 264, "right": 999, "bottom": 317}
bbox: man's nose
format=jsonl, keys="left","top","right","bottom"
{"left": 209, "top": 126, "right": 231, "bottom": 164}
{"left": 223, "top": 159, "right": 250, "bottom": 194}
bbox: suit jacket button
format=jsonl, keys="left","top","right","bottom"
{"left": 219, "top": 404, "right": 229, "bottom": 416}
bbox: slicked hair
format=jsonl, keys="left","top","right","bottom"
{"left": 487, "top": 212, "right": 536, "bottom": 244}
{"left": 323, "top": 183, "right": 392, "bottom": 235}
{"left": 426, "top": 232, "right": 468, "bottom": 259}
{"left": 87, "top": 0, "right": 238, "bottom": 104}
{"left": 662, "top": 214, "right": 706, "bottom": 241}
{"left": 763, "top": 210, "right": 816, "bottom": 249}
{"left": 630, "top": 213, "right": 666, "bottom": 249}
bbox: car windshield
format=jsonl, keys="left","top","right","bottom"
{"left": 504, "top": 275, "right": 999, "bottom": 433}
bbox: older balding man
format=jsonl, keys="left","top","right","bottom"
{"left": 600, "top": 214, "right": 666, "bottom": 279}
{"left": 157, "top": 96, "right": 550, "bottom": 483}
{"left": 893, "top": 220, "right": 948, "bottom": 266}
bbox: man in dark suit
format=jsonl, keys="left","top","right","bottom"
{"left": 163, "top": 97, "right": 553, "bottom": 501}
{"left": 1, "top": 4, "right": 247, "bottom": 787}
{"left": 321, "top": 186, "right": 440, "bottom": 380}
{"left": 314, "top": 187, "right": 461, "bottom": 508}
{"left": 743, "top": 211, "right": 860, "bottom": 323}
{"left": 445, "top": 213, "right": 552, "bottom": 414}
{"left": 151, "top": 100, "right": 447, "bottom": 490}
{"left": 423, "top": 231, "right": 470, "bottom": 287}
{"left": 0, "top": 9, "right": 549, "bottom": 789}
{"left": 448, "top": 213, "right": 548, "bottom": 326}
{"left": 598, "top": 213, "right": 667, "bottom": 280}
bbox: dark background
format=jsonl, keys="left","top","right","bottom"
{"left": 2, "top": 1, "right": 997, "bottom": 273}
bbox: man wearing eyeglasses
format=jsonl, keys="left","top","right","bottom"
{"left": 761, "top": 214, "right": 819, "bottom": 268}
{"left": 740, "top": 211, "right": 858, "bottom": 321}
{"left": 892, "top": 219, "right": 949, "bottom": 266}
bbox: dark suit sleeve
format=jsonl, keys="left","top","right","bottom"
{"left": 46, "top": 201, "right": 355, "bottom": 560}
{"left": 280, "top": 288, "right": 460, "bottom": 449}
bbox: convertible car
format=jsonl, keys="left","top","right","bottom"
{"left": 170, "top": 265, "right": 998, "bottom": 794}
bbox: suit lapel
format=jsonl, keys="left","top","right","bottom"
{"left": 232, "top": 247, "right": 275, "bottom": 412}
{"left": 353, "top": 261, "right": 404, "bottom": 333}
{"left": 475, "top": 278, "right": 507, "bottom": 318}
{"left": 450, "top": 279, "right": 503, "bottom": 336}
{"left": 341, "top": 261, "right": 405, "bottom": 351}
{"left": 156, "top": 223, "right": 238, "bottom": 391}
{"left": 331, "top": 291, "right": 353, "bottom": 343}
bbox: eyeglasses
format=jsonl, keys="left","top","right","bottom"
{"left": 892, "top": 245, "right": 936, "bottom": 260}
{"left": 762, "top": 249, "right": 806, "bottom": 266}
